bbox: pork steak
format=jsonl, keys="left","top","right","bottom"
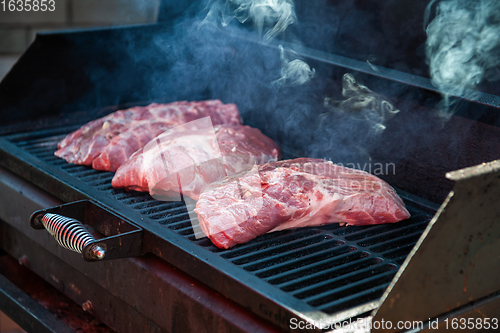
{"left": 194, "top": 158, "right": 411, "bottom": 249}
{"left": 55, "top": 100, "right": 242, "bottom": 171}
{"left": 111, "top": 122, "right": 281, "bottom": 200}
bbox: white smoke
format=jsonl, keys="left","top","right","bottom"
{"left": 324, "top": 73, "right": 400, "bottom": 134}
{"left": 425, "top": 0, "right": 500, "bottom": 117}
{"left": 230, "top": 0, "right": 296, "bottom": 40}
{"left": 203, "top": 0, "right": 313, "bottom": 87}
{"left": 273, "top": 45, "right": 315, "bottom": 86}
{"left": 203, "top": 0, "right": 295, "bottom": 40}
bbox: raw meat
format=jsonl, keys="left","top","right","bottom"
{"left": 111, "top": 122, "right": 281, "bottom": 200}
{"left": 55, "top": 100, "right": 242, "bottom": 171}
{"left": 194, "top": 158, "right": 411, "bottom": 249}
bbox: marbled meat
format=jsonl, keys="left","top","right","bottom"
{"left": 111, "top": 124, "right": 281, "bottom": 200}
{"left": 194, "top": 158, "right": 411, "bottom": 249}
{"left": 55, "top": 100, "right": 242, "bottom": 171}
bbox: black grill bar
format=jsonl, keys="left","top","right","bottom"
{"left": 233, "top": 237, "right": 340, "bottom": 266}
{"left": 319, "top": 283, "right": 390, "bottom": 314}
{"left": 273, "top": 257, "right": 387, "bottom": 290}
{"left": 301, "top": 270, "right": 396, "bottom": 304}
{"left": 242, "top": 240, "right": 347, "bottom": 272}
{"left": 0, "top": 128, "right": 437, "bottom": 331}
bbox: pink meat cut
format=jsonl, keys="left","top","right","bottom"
{"left": 55, "top": 100, "right": 242, "bottom": 171}
{"left": 194, "top": 158, "right": 411, "bottom": 249}
{"left": 111, "top": 124, "right": 281, "bottom": 200}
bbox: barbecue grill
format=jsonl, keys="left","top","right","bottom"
{"left": 1, "top": 2, "right": 500, "bottom": 332}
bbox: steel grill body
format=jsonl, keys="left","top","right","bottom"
{"left": 41, "top": 213, "right": 94, "bottom": 253}
{"left": 1, "top": 128, "right": 434, "bottom": 319}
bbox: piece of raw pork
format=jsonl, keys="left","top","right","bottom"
{"left": 112, "top": 119, "right": 281, "bottom": 201}
{"left": 194, "top": 158, "right": 410, "bottom": 249}
{"left": 55, "top": 100, "right": 242, "bottom": 171}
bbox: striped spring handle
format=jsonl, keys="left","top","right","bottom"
{"left": 40, "top": 213, "right": 104, "bottom": 259}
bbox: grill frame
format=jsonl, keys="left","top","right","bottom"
{"left": 0, "top": 126, "right": 436, "bottom": 331}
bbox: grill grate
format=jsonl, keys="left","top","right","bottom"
{"left": 8, "top": 129, "right": 434, "bottom": 317}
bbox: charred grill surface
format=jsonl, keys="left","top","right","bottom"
{"left": 0, "top": 127, "right": 435, "bottom": 320}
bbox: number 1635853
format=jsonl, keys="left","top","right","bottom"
{"left": 2, "top": 0, "right": 55, "bottom": 11}
{"left": 444, "top": 317, "right": 498, "bottom": 330}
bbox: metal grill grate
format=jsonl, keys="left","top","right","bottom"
{"left": 8, "top": 129, "right": 433, "bottom": 316}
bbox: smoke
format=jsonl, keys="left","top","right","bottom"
{"left": 324, "top": 73, "right": 400, "bottom": 134}
{"left": 202, "top": 0, "right": 295, "bottom": 39}
{"left": 205, "top": 0, "right": 296, "bottom": 40}
{"left": 425, "top": 0, "right": 500, "bottom": 118}
{"left": 201, "top": 0, "right": 313, "bottom": 88}
{"left": 232, "top": 0, "right": 296, "bottom": 40}
{"left": 273, "top": 45, "right": 315, "bottom": 86}
{"left": 87, "top": 0, "right": 394, "bottom": 170}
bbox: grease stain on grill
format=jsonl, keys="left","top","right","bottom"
{"left": 7, "top": 131, "right": 433, "bottom": 317}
